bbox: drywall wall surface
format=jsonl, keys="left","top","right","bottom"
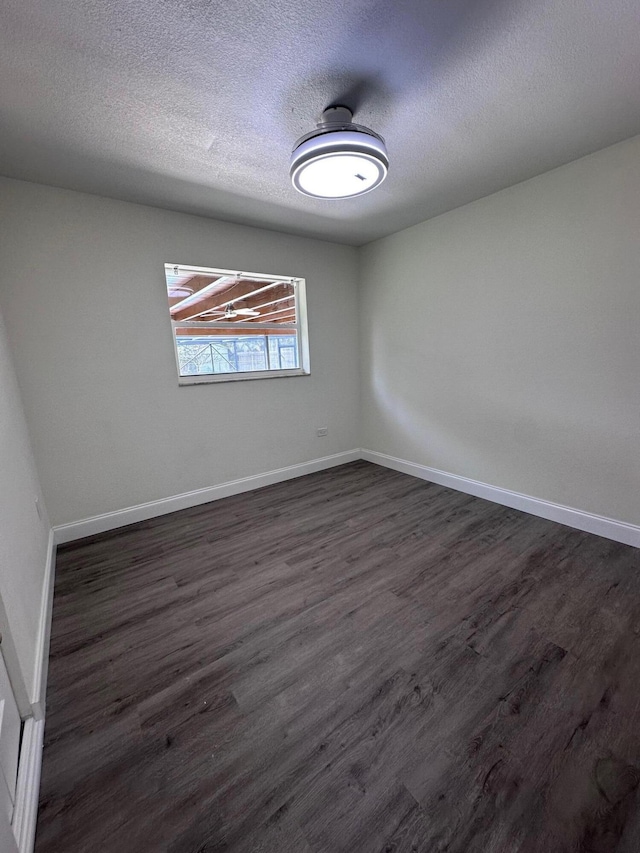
{"left": 0, "top": 302, "right": 50, "bottom": 692}
{"left": 360, "top": 135, "right": 640, "bottom": 525}
{"left": 0, "top": 179, "right": 359, "bottom": 526}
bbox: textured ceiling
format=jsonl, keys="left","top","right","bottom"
{"left": 1, "top": 0, "right": 639, "bottom": 245}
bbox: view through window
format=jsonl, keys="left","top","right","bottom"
{"left": 164, "top": 264, "right": 309, "bottom": 383}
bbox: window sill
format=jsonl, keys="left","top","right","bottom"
{"left": 178, "top": 368, "right": 310, "bottom": 386}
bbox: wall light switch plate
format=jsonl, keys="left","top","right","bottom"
{"left": 317, "top": 427, "right": 328, "bottom": 436}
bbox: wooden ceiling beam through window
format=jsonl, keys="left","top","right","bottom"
{"left": 175, "top": 326, "right": 296, "bottom": 337}
{"left": 172, "top": 280, "right": 290, "bottom": 323}
{"left": 248, "top": 305, "right": 297, "bottom": 321}
{"left": 251, "top": 294, "right": 295, "bottom": 311}
{"left": 170, "top": 278, "right": 253, "bottom": 321}
{"left": 168, "top": 275, "right": 236, "bottom": 315}
{"left": 199, "top": 286, "right": 294, "bottom": 319}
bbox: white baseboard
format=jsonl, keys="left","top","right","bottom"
{"left": 361, "top": 449, "right": 640, "bottom": 549}
{"left": 52, "top": 447, "right": 640, "bottom": 548}
{"left": 30, "top": 530, "right": 56, "bottom": 720}
{"left": 53, "top": 449, "right": 361, "bottom": 544}
{"left": 9, "top": 530, "right": 55, "bottom": 853}
{"left": 12, "top": 717, "right": 45, "bottom": 853}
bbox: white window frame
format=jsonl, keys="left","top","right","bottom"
{"left": 165, "top": 264, "right": 311, "bottom": 385}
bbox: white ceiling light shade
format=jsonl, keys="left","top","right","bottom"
{"left": 290, "top": 106, "right": 388, "bottom": 199}
{"left": 168, "top": 284, "right": 194, "bottom": 298}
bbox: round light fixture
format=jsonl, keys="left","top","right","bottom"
{"left": 168, "top": 284, "right": 194, "bottom": 298}
{"left": 290, "top": 106, "right": 388, "bottom": 199}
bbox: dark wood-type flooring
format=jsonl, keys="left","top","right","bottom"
{"left": 36, "top": 461, "right": 640, "bottom": 852}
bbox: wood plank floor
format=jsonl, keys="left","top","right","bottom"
{"left": 36, "top": 461, "right": 640, "bottom": 852}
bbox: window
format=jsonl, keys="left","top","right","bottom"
{"left": 164, "top": 264, "right": 310, "bottom": 384}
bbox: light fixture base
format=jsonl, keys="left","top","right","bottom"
{"left": 319, "top": 106, "right": 354, "bottom": 126}
{"left": 290, "top": 106, "right": 388, "bottom": 200}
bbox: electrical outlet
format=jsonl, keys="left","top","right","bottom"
{"left": 316, "top": 427, "right": 328, "bottom": 437}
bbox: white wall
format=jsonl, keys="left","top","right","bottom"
{"left": 0, "top": 302, "right": 50, "bottom": 698}
{"left": 1, "top": 136, "right": 638, "bottom": 537}
{"left": 360, "top": 135, "right": 640, "bottom": 526}
{"left": 0, "top": 179, "right": 360, "bottom": 526}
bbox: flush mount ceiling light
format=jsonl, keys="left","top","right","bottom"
{"left": 168, "top": 284, "right": 194, "bottom": 298}
{"left": 290, "top": 106, "right": 388, "bottom": 199}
